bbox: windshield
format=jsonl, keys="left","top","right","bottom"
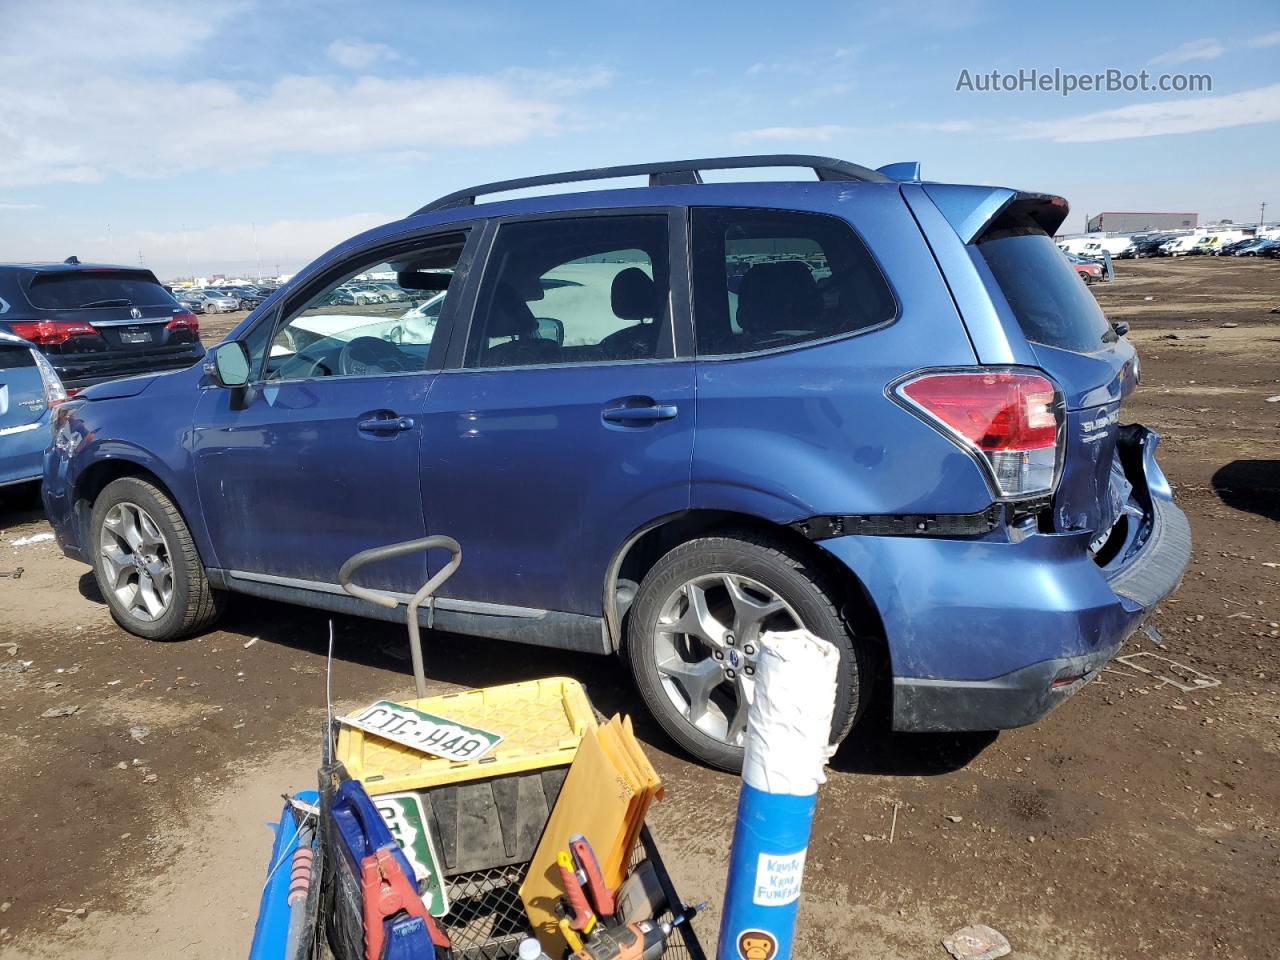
{"left": 977, "top": 225, "right": 1116, "bottom": 354}
{"left": 28, "top": 270, "right": 176, "bottom": 309}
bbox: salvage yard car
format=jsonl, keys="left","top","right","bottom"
{"left": 42, "top": 155, "right": 1191, "bottom": 771}
{"left": 0, "top": 259, "right": 204, "bottom": 390}
{"left": 1, "top": 330, "right": 67, "bottom": 487}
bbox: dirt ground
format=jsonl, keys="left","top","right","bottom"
{"left": 1, "top": 257, "right": 1277, "bottom": 960}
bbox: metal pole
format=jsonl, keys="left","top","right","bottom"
{"left": 716, "top": 630, "right": 839, "bottom": 960}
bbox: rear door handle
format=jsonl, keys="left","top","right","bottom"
{"left": 601, "top": 404, "right": 678, "bottom": 424}
{"left": 358, "top": 415, "right": 415, "bottom": 433}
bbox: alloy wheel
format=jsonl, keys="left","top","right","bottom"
{"left": 99, "top": 502, "right": 174, "bottom": 622}
{"left": 653, "top": 573, "right": 803, "bottom": 746}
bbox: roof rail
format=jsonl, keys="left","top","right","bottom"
{"left": 412, "top": 154, "right": 891, "bottom": 216}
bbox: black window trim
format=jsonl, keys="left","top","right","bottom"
{"left": 688, "top": 205, "right": 900, "bottom": 361}
{"left": 233, "top": 221, "right": 482, "bottom": 385}
{"left": 445, "top": 206, "right": 693, "bottom": 374}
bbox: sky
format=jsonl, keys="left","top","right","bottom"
{"left": 1, "top": 0, "right": 1277, "bottom": 279}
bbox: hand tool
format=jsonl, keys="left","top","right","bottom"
{"left": 613, "top": 860, "right": 663, "bottom": 924}
{"left": 0, "top": 567, "right": 23, "bottom": 579}
{"left": 570, "top": 920, "right": 671, "bottom": 960}
{"left": 360, "top": 845, "right": 452, "bottom": 960}
{"left": 556, "top": 850, "right": 597, "bottom": 933}
{"left": 569, "top": 834, "right": 615, "bottom": 919}
{"left": 557, "top": 917, "right": 584, "bottom": 953}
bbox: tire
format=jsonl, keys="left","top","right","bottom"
{"left": 90, "top": 477, "right": 224, "bottom": 641}
{"left": 626, "top": 531, "right": 868, "bottom": 772}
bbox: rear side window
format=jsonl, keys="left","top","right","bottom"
{"left": 977, "top": 219, "right": 1116, "bottom": 354}
{"left": 691, "top": 208, "right": 895, "bottom": 356}
{"left": 0, "top": 345, "right": 36, "bottom": 369}
{"left": 27, "top": 270, "right": 177, "bottom": 310}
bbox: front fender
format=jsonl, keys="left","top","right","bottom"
{"left": 52, "top": 376, "right": 211, "bottom": 567}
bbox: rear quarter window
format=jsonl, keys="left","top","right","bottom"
{"left": 691, "top": 207, "right": 896, "bottom": 357}
{"left": 26, "top": 270, "right": 177, "bottom": 310}
{"left": 976, "top": 221, "right": 1116, "bottom": 354}
{"left": 0, "top": 345, "right": 36, "bottom": 369}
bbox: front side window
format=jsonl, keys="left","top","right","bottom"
{"left": 467, "top": 215, "right": 670, "bottom": 368}
{"left": 690, "top": 208, "right": 896, "bottom": 356}
{"left": 264, "top": 234, "right": 465, "bottom": 381}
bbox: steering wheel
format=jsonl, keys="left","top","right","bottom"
{"left": 339, "top": 336, "right": 410, "bottom": 377}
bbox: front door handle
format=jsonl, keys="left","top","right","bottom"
{"left": 601, "top": 403, "right": 678, "bottom": 424}
{"left": 357, "top": 415, "right": 415, "bottom": 433}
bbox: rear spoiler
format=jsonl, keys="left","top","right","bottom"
{"left": 920, "top": 184, "right": 1070, "bottom": 243}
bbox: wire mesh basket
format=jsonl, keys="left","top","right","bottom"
{"left": 320, "top": 761, "right": 705, "bottom": 960}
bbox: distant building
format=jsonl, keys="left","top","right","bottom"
{"left": 1087, "top": 211, "right": 1198, "bottom": 233}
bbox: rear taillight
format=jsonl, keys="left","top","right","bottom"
{"left": 29, "top": 349, "right": 68, "bottom": 409}
{"left": 8, "top": 320, "right": 102, "bottom": 346}
{"left": 895, "top": 369, "right": 1063, "bottom": 498}
{"left": 166, "top": 312, "right": 199, "bottom": 334}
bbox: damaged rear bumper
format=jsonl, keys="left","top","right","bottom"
{"left": 815, "top": 425, "right": 1191, "bottom": 734}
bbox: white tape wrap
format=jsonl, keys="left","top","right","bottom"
{"left": 741, "top": 628, "right": 841, "bottom": 796}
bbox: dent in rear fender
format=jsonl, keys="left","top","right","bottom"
{"left": 816, "top": 530, "right": 1133, "bottom": 682}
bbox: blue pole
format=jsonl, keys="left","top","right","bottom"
{"left": 716, "top": 631, "right": 838, "bottom": 960}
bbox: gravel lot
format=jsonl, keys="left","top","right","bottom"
{"left": 1, "top": 257, "right": 1277, "bottom": 959}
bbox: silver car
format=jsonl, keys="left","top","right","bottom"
{"left": 196, "top": 291, "right": 241, "bottom": 313}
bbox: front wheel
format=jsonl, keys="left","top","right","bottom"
{"left": 90, "top": 477, "right": 224, "bottom": 640}
{"left": 626, "top": 532, "right": 867, "bottom": 772}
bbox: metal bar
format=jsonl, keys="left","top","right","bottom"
{"left": 336, "top": 536, "right": 462, "bottom": 698}
{"left": 412, "top": 155, "right": 890, "bottom": 216}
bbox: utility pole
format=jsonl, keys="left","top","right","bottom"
{"left": 253, "top": 221, "right": 261, "bottom": 282}
{"left": 1261, "top": 201, "right": 1267, "bottom": 227}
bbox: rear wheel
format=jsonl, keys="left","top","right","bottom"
{"left": 90, "top": 477, "right": 224, "bottom": 640}
{"left": 626, "top": 531, "right": 867, "bottom": 771}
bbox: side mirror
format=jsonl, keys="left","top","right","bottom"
{"left": 1111, "top": 320, "right": 1130, "bottom": 337}
{"left": 206, "top": 341, "right": 251, "bottom": 387}
{"left": 535, "top": 317, "right": 564, "bottom": 346}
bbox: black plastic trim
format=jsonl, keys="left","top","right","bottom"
{"left": 791, "top": 506, "right": 1000, "bottom": 540}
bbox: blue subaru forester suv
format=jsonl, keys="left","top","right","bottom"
{"left": 43, "top": 156, "right": 1190, "bottom": 770}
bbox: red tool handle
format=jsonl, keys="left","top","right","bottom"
{"left": 362, "top": 847, "right": 452, "bottom": 959}
{"left": 557, "top": 851, "right": 596, "bottom": 932}
{"left": 570, "top": 835, "right": 616, "bottom": 917}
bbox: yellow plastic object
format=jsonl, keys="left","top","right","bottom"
{"left": 336, "top": 676, "right": 596, "bottom": 794}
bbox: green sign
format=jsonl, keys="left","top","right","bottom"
{"left": 374, "top": 792, "right": 449, "bottom": 917}
{"left": 341, "top": 699, "right": 503, "bottom": 762}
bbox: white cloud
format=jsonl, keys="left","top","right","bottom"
{"left": 0, "top": 1, "right": 604, "bottom": 188}
{"left": 1016, "top": 83, "right": 1280, "bottom": 142}
{"left": 1149, "top": 38, "right": 1225, "bottom": 65}
{"left": 327, "top": 40, "right": 400, "bottom": 70}
{"left": 499, "top": 66, "right": 615, "bottom": 97}
{"left": 0, "top": 211, "right": 400, "bottom": 278}
{"left": 1247, "top": 31, "right": 1280, "bottom": 48}
{"left": 136, "top": 212, "right": 397, "bottom": 274}
{"left": 900, "top": 120, "right": 975, "bottom": 133}
{"left": 0, "top": 202, "right": 41, "bottom": 211}
{"left": 734, "top": 124, "right": 852, "bottom": 142}
{"left": 0, "top": 73, "right": 565, "bottom": 186}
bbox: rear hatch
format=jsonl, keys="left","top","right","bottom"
{"left": 25, "top": 269, "right": 199, "bottom": 356}
{"left": 973, "top": 203, "right": 1138, "bottom": 542}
